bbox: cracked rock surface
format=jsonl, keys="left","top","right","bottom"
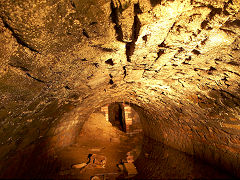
{"left": 0, "top": 0, "right": 240, "bottom": 177}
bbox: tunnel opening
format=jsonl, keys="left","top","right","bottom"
{"left": 101, "top": 102, "right": 143, "bottom": 136}
{"left": 58, "top": 102, "right": 144, "bottom": 179}
{"left": 0, "top": 102, "right": 235, "bottom": 179}
{"left": 106, "top": 102, "right": 126, "bottom": 132}
{"left": 53, "top": 103, "right": 234, "bottom": 179}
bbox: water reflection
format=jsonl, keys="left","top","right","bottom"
{"left": 132, "top": 137, "right": 233, "bottom": 179}
{"left": 1, "top": 109, "right": 234, "bottom": 179}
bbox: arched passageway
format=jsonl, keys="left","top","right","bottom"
{"left": 0, "top": 103, "right": 233, "bottom": 179}
{"left": 0, "top": 0, "right": 240, "bottom": 179}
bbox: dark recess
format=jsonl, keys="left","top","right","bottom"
{"left": 105, "top": 59, "right": 114, "bottom": 66}
{"left": 70, "top": 0, "right": 76, "bottom": 8}
{"left": 158, "top": 41, "right": 169, "bottom": 48}
{"left": 226, "top": 19, "right": 240, "bottom": 27}
{"left": 126, "top": 4, "right": 141, "bottom": 62}
{"left": 150, "top": 0, "right": 162, "bottom": 7}
{"left": 201, "top": 6, "right": 222, "bottom": 30}
{"left": 126, "top": 43, "right": 133, "bottom": 62}
{"left": 208, "top": 7, "right": 222, "bottom": 20}
{"left": 215, "top": 58, "right": 222, "bottom": 62}
{"left": 192, "top": 49, "right": 201, "bottom": 55}
{"left": 182, "top": 61, "right": 190, "bottom": 65}
{"left": 9, "top": 64, "right": 29, "bottom": 72}
{"left": 108, "top": 103, "right": 126, "bottom": 132}
{"left": 185, "top": 56, "right": 192, "bottom": 61}
{"left": 110, "top": 0, "right": 123, "bottom": 42}
{"left": 201, "top": 20, "right": 209, "bottom": 29}
{"left": 134, "top": 3, "right": 143, "bottom": 14}
{"left": 26, "top": 73, "right": 45, "bottom": 83}
{"left": 227, "top": 61, "right": 239, "bottom": 66}
{"left": 123, "top": 66, "right": 127, "bottom": 78}
{"left": 82, "top": 29, "right": 90, "bottom": 38}
{"left": 142, "top": 35, "right": 148, "bottom": 43}
{"left": 101, "top": 47, "right": 115, "bottom": 52}
{"left": 155, "top": 49, "right": 165, "bottom": 61}
{"left": 223, "top": 1, "right": 231, "bottom": 15}
{"left": 178, "top": 47, "right": 184, "bottom": 52}
{"left": 201, "top": 38, "right": 208, "bottom": 45}
{"left": 232, "top": 20, "right": 240, "bottom": 27}
{"left": 65, "top": 86, "right": 71, "bottom": 90}
{"left": 109, "top": 73, "right": 114, "bottom": 85}
{"left": 209, "top": 66, "right": 216, "bottom": 71}
{"left": 207, "top": 66, "right": 217, "bottom": 74}
{"left": 93, "top": 63, "right": 99, "bottom": 68}
{"left": 1, "top": 18, "right": 39, "bottom": 53}
{"left": 109, "top": 79, "right": 114, "bottom": 84}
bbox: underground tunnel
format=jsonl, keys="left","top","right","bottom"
{"left": 0, "top": 0, "right": 240, "bottom": 179}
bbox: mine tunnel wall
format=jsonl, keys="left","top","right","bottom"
{"left": 131, "top": 102, "right": 240, "bottom": 177}
{"left": 0, "top": 0, "right": 240, "bottom": 178}
{"left": 1, "top": 93, "right": 240, "bottom": 177}
{"left": 0, "top": 95, "right": 240, "bottom": 178}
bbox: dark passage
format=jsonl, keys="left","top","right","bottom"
{"left": 108, "top": 102, "right": 126, "bottom": 132}
{"left": 0, "top": 106, "right": 234, "bottom": 179}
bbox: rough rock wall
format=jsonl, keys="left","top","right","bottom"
{"left": 0, "top": 0, "right": 240, "bottom": 177}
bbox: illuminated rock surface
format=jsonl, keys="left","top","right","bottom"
{"left": 0, "top": 0, "right": 240, "bottom": 178}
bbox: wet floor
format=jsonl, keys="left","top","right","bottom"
{"left": 134, "top": 137, "right": 233, "bottom": 179}
{"left": 0, "top": 112, "right": 234, "bottom": 179}
{"left": 55, "top": 112, "right": 233, "bottom": 179}
{"left": 55, "top": 112, "right": 143, "bottom": 179}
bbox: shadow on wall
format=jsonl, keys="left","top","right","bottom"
{"left": 0, "top": 101, "right": 84, "bottom": 179}
{"left": 0, "top": 138, "right": 60, "bottom": 179}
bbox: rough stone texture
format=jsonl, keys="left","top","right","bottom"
{"left": 0, "top": 0, "right": 240, "bottom": 177}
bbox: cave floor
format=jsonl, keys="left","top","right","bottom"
{"left": 55, "top": 113, "right": 233, "bottom": 179}
{"left": 55, "top": 112, "right": 143, "bottom": 179}
{"left": 0, "top": 113, "right": 234, "bottom": 179}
